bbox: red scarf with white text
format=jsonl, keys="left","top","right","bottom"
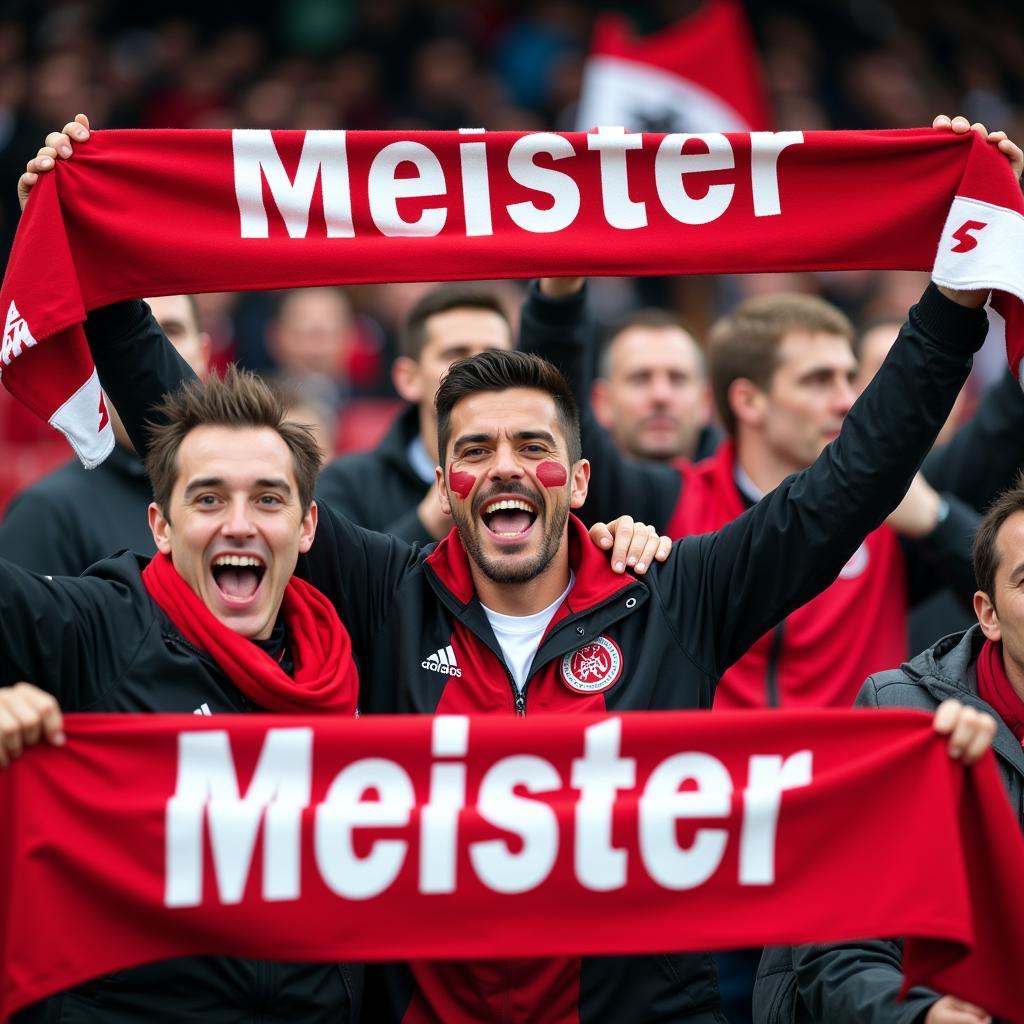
{"left": 1, "top": 127, "right": 1022, "bottom": 464}
{"left": 142, "top": 551, "right": 358, "bottom": 715}
{"left": 976, "top": 638, "right": 1024, "bottom": 746}
{"left": 1, "top": 710, "right": 1023, "bottom": 1023}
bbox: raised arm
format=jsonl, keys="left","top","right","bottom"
{"left": 86, "top": 299, "right": 195, "bottom": 456}
{"left": 660, "top": 285, "right": 988, "bottom": 676}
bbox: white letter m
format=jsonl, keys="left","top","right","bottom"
{"left": 165, "top": 727, "right": 312, "bottom": 907}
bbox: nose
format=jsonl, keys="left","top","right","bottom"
{"left": 488, "top": 441, "right": 525, "bottom": 480}
{"left": 222, "top": 495, "right": 256, "bottom": 538}
{"left": 649, "top": 374, "right": 673, "bottom": 406}
{"left": 834, "top": 379, "right": 856, "bottom": 417}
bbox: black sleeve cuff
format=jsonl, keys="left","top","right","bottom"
{"left": 910, "top": 284, "right": 988, "bottom": 356}
{"left": 924, "top": 492, "right": 976, "bottom": 546}
{"left": 525, "top": 279, "right": 588, "bottom": 326}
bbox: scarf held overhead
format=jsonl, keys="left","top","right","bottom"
{"left": 141, "top": 552, "right": 359, "bottom": 716}
{"left": 0, "top": 127, "right": 1022, "bottom": 464}
{"left": 1, "top": 710, "right": 1023, "bottom": 1022}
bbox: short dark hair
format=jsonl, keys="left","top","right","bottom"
{"left": 708, "top": 294, "right": 854, "bottom": 436}
{"left": 973, "top": 472, "right": 1024, "bottom": 605}
{"left": 435, "top": 350, "right": 581, "bottom": 467}
{"left": 146, "top": 366, "right": 322, "bottom": 517}
{"left": 599, "top": 308, "right": 704, "bottom": 379}
{"left": 401, "top": 283, "right": 511, "bottom": 361}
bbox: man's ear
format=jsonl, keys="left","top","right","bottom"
{"left": 392, "top": 356, "right": 424, "bottom": 403}
{"left": 298, "top": 500, "right": 318, "bottom": 554}
{"left": 149, "top": 502, "right": 173, "bottom": 555}
{"left": 435, "top": 465, "right": 452, "bottom": 516}
{"left": 591, "top": 379, "right": 614, "bottom": 429}
{"left": 728, "top": 378, "right": 766, "bottom": 429}
{"left": 974, "top": 590, "right": 1001, "bottom": 642}
{"left": 570, "top": 459, "right": 590, "bottom": 509}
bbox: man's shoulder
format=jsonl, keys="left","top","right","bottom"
{"left": 77, "top": 550, "right": 152, "bottom": 588}
{"left": 7, "top": 447, "right": 144, "bottom": 506}
{"left": 861, "top": 628, "right": 980, "bottom": 709}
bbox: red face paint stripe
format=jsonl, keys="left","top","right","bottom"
{"left": 448, "top": 469, "right": 475, "bottom": 499}
{"left": 537, "top": 461, "right": 568, "bottom": 488}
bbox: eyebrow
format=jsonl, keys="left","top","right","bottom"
{"left": 514, "top": 430, "right": 557, "bottom": 446}
{"left": 452, "top": 433, "right": 494, "bottom": 452}
{"left": 183, "top": 477, "right": 293, "bottom": 498}
{"left": 452, "top": 430, "right": 558, "bottom": 452}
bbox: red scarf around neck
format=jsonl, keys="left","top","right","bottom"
{"left": 0, "top": 127, "right": 1022, "bottom": 466}
{"left": 142, "top": 551, "right": 358, "bottom": 715}
{"left": 976, "top": 637, "right": 1024, "bottom": 746}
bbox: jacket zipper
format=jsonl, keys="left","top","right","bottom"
{"left": 507, "top": 662, "right": 526, "bottom": 717}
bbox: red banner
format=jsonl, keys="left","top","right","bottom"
{"left": 0, "top": 127, "right": 1022, "bottom": 465}
{"left": 1, "top": 710, "right": 1022, "bottom": 1021}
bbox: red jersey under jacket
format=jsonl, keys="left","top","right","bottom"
{"left": 667, "top": 439, "right": 907, "bottom": 710}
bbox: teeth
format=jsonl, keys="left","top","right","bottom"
{"left": 212, "top": 555, "right": 263, "bottom": 568}
{"left": 483, "top": 499, "right": 535, "bottom": 515}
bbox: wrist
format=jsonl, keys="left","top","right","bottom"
{"left": 935, "top": 284, "right": 989, "bottom": 308}
{"left": 538, "top": 277, "right": 585, "bottom": 299}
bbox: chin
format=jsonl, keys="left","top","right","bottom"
{"left": 216, "top": 610, "right": 269, "bottom": 640}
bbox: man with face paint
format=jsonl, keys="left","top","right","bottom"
{"left": 316, "top": 283, "right": 516, "bottom": 543}
{"left": 35, "top": 118, "right": 996, "bottom": 1024}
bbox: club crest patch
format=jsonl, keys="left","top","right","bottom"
{"left": 838, "top": 541, "right": 869, "bottom": 580}
{"left": 560, "top": 635, "right": 623, "bottom": 694}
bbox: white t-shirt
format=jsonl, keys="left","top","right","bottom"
{"left": 481, "top": 574, "right": 575, "bottom": 693}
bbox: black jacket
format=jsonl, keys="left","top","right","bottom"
{"left": 0, "top": 444, "right": 155, "bottom": 575}
{"left": 316, "top": 405, "right": 435, "bottom": 545}
{"left": 84, "top": 285, "right": 984, "bottom": 1023}
{"left": 0, "top": 552, "right": 362, "bottom": 1024}
{"left": 521, "top": 283, "right": 1024, "bottom": 695}
{"left": 752, "top": 625, "right": 1024, "bottom": 1024}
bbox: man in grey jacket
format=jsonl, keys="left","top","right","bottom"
{"left": 753, "top": 477, "right": 1024, "bottom": 1024}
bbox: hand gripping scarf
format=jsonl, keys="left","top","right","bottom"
{"left": 142, "top": 551, "right": 359, "bottom": 716}
{"left": 1, "top": 710, "right": 1023, "bottom": 1021}
{"left": 0, "top": 126, "right": 1021, "bottom": 465}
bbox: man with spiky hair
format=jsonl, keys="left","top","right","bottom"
{"left": 0, "top": 368, "right": 365, "bottom": 1022}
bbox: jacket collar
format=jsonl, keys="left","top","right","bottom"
{"left": 905, "top": 626, "right": 1024, "bottom": 775}
{"left": 425, "top": 513, "right": 637, "bottom": 610}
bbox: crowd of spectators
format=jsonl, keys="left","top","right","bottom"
{"left": 0, "top": 5, "right": 1022, "bottom": 1020}
{"left": 0, "top": 0, "right": 1020, "bottom": 482}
